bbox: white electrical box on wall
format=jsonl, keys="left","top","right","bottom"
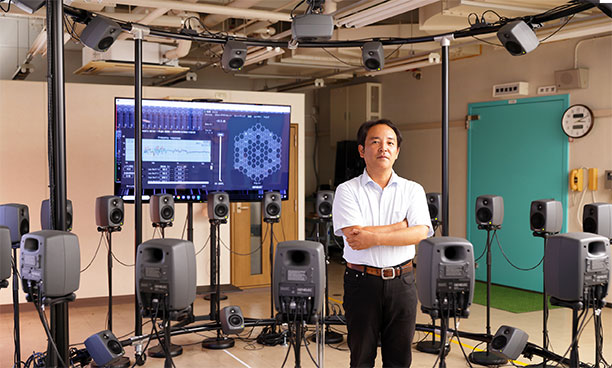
{"left": 492, "top": 82, "right": 529, "bottom": 98}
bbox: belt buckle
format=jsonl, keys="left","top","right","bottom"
{"left": 381, "top": 267, "right": 396, "bottom": 280}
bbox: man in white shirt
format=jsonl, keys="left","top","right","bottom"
{"left": 333, "top": 119, "right": 433, "bottom": 367}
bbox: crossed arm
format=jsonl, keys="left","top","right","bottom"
{"left": 341, "top": 220, "right": 429, "bottom": 251}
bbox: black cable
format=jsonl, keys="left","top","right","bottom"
{"left": 539, "top": 13, "right": 575, "bottom": 43}
{"left": 0, "top": 0, "right": 11, "bottom": 12}
{"left": 452, "top": 294, "right": 474, "bottom": 368}
{"left": 195, "top": 234, "right": 210, "bottom": 256}
{"left": 474, "top": 242, "right": 487, "bottom": 263}
{"left": 495, "top": 232, "right": 544, "bottom": 271}
{"left": 130, "top": 304, "right": 160, "bottom": 368}
{"left": 80, "top": 232, "right": 104, "bottom": 273}
{"left": 290, "top": 0, "right": 306, "bottom": 19}
{"left": 220, "top": 226, "right": 266, "bottom": 256}
{"left": 31, "top": 287, "right": 70, "bottom": 368}
{"left": 322, "top": 47, "right": 362, "bottom": 67}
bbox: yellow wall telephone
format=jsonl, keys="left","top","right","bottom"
{"left": 569, "top": 168, "right": 584, "bottom": 192}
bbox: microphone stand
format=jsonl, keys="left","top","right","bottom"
{"left": 93, "top": 226, "right": 130, "bottom": 368}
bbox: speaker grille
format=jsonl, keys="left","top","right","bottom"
{"left": 583, "top": 217, "right": 597, "bottom": 233}
{"left": 110, "top": 208, "right": 123, "bottom": 224}
{"left": 161, "top": 206, "right": 174, "bottom": 221}
{"left": 530, "top": 213, "right": 545, "bottom": 230}
{"left": 318, "top": 202, "right": 332, "bottom": 217}
{"left": 215, "top": 204, "right": 228, "bottom": 218}
{"left": 364, "top": 57, "right": 380, "bottom": 70}
{"left": 106, "top": 338, "right": 123, "bottom": 355}
{"left": 266, "top": 203, "right": 281, "bottom": 217}
{"left": 491, "top": 335, "right": 507, "bottom": 350}
{"left": 229, "top": 314, "right": 243, "bottom": 327}
{"left": 476, "top": 207, "right": 492, "bottom": 223}
{"left": 229, "top": 57, "right": 244, "bottom": 69}
{"left": 20, "top": 219, "right": 29, "bottom": 236}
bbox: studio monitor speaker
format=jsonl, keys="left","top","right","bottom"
{"left": 416, "top": 237, "right": 474, "bottom": 317}
{"left": 545, "top": 232, "right": 609, "bottom": 302}
{"left": 220, "top": 305, "right": 245, "bottom": 335}
{"left": 136, "top": 238, "right": 196, "bottom": 313}
{"left": 80, "top": 15, "right": 121, "bottom": 52}
{"left": 20, "top": 230, "right": 80, "bottom": 298}
{"left": 96, "top": 196, "right": 124, "bottom": 228}
{"left": 0, "top": 226, "right": 11, "bottom": 282}
{"left": 530, "top": 199, "right": 562, "bottom": 233}
{"left": 491, "top": 325, "right": 529, "bottom": 360}
{"left": 496, "top": 20, "right": 539, "bottom": 56}
{"left": 426, "top": 193, "right": 442, "bottom": 223}
{"left": 0, "top": 203, "right": 30, "bottom": 245}
{"left": 475, "top": 195, "right": 504, "bottom": 227}
{"left": 263, "top": 192, "right": 282, "bottom": 221}
{"left": 316, "top": 190, "right": 334, "bottom": 219}
{"left": 85, "top": 330, "right": 125, "bottom": 367}
{"left": 41, "top": 199, "right": 73, "bottom": 231}
{"left": 583, "top": 203, "right": 612, "bottom": 239}
{"left": 207, "top": 192, "right": 229, "bottom": 222}
{"left": 362, "top": 41, "right": 384, "bottom": 71}
{"left": 221, "top": 40, "right": 247, "bottom": 72}
{"left": 150, "top": 194, "right": 174, "bottom": 224}
{"left": 273, "top": 241, "right": 325, "bottom": 320}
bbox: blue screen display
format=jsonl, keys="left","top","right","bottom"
{"left": 114, "top": 98, "right": 291, "bottom": 202}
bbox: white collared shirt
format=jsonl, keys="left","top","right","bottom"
{"left": 332, "top": 169, "right": 433, "bottom": 268}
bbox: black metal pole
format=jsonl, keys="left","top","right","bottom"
{"left": 133, "top": 31, "right": 144, "bottom": 337}
{"left": 269, "top": 222, "right": 275, "bottom": 320}
{"left": 12, "top": 248, "right": 21, "bottom": 366}
{"left": 107, "top": 232, "right": 113, "bottom": 331}
{"left": 542, "top": 236, "right": 549, "bottom": 367}
{"left": 187, "top": 203, "right": 194, "bottom": 242}
{"left": 47, "top": 0, "right": 69, "bottom": 365}
{"left": 485, "top": 229, "right": 491, "bottom": 345}
{"left": 210, "top": 221, "right": 217, "bottom": 321}
{"left": 440, "top": 37, "right": 450, "bottom": 237}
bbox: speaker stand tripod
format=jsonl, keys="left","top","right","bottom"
{"left": 93, "top": 227, "right": 131, "bottom": 368}
{"left": 526, "top": 232, "right": 557, "bottom": 368}
{"left": 202, "top": 219, "right": 235, "bottom": 349}
{"left": 468, "top": 225, "right": 507, "bottom": 367}
{"left": 310, "top": 218, "right": 343, "bottom": 344}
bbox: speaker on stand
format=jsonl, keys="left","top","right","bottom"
{"left": 202, "top": 192, "right": 235, "bottom": 350}
{"left": 93, "top": 196, "right": 130, "bottom": 368}
{"left": 527, "top": 199, "right": 563, "bottom": 368}
{"left": 150, "top": 194, "right": 174, "bottom": 238}
{"left": 258, "top": 192, "right": 283, "bottom": 342}
{"left": 416, "top": 193, "right": 449, "bottom": 356}
{"left": 0, "top": 203, "right": 30, "bottom": 367}
{"left": 311, "top": 190, "right": 343, "bottom": 344}
{"left": 468, "top": 195, "right": 508, "bottom": 366}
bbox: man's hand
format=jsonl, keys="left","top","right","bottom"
{"left": 345, "top": 228, "right": 378, "bottom": 250}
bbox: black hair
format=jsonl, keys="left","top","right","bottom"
{"left": 356, "top": 119, "right": 403, "bottom": 148}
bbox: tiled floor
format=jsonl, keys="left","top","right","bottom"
{"left": 1, "top": 258, "right": 611, "bottom": 368}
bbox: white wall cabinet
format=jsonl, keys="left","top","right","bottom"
{"left": 329, "top": 82, "right": 381, "bottom": 146}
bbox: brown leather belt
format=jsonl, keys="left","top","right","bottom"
{"left": 346, "top": 260, "right": 413, "bottom": 280}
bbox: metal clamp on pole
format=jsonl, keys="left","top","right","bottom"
{"left": 130, "top": 24, "right": 150, "bottom": 40}
{"left": 434, "top": 34, "right": 455, "bottom": 46}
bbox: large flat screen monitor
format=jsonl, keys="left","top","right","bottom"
{"left": 114, "top": 98, "right": 291, "bottom": 202}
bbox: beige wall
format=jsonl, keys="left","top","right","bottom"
{"left": 0, "top": 81, "right": 305, "bottom": 305}
{"left": 317, "top": 34, "right": 612, "bottom": 238}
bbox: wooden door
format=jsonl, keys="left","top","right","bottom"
{"left": 231, "top": 124, "right": 298, "bottom": 288}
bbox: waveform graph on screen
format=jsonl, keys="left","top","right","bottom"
{"left": 126, "top": 139, "right": 212, "bottom": 163}
{"left": 233, "top": 123, "right": 282, "bottom": 183}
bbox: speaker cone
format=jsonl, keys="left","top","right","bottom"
{"left": 229, "top": 57, "right": 244, "bottom": 69}
{"left": 110, "top": 208, "right": 123, "bottom": 224}
{"left": 491, "top": 335, "right": 507, "bottom": 350}
{"left": 319, "top": 202, "right": 332, "bottom": 216}
{"left": 107, "top": 339, "right": 123, "bottom": 355}
{"left": 476, "top": 207, "right": 492, "bottom": 223}
{"left": 20, "top": 219, "right": 29, "bottom": 236}
{"left": 229, "top": 314, "right": 243, "bottom": 327}
{"left": 530, "top": 213, "right": 545, "bottom": 229}
{"left": 161, "top": 206, "right": 174, "bottom": 221}
{"left": 583, "top": 217, "right": 597, "bottom": 233}
{"left": 364, "top": 57, "right": 380, "bottom": 70}
{"left": 215, "top": 204, "right": 228, "bottom": 218}
{"left": 266, "top": 203, "right": 280, "bottom": 217}
{"left": 428, "top": 204, "right": 438, "bottom": 219}
{"left": 66, "top": 212, "right": 73, "bottom": 229}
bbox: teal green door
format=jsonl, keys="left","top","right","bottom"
{"left": 467, "top": 95, "right": 569, "bottom": 292}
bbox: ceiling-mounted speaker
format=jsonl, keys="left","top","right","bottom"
{"left": 222, "top": 40, "right": 247, "bottom": 72}
{"left": 81, "top": 15, "right": 122, "bottom": 52}
{"left": 555, "top": 68, "right": 588, "bottom": 90}
{"left": 362, "top": 41, "right": 384, "bottom": 71}
{"left": 496, "top": 20, "right": 539, "bottom": 56}
{"left": 12, "top": 0, "right": 45, "bottom": 14}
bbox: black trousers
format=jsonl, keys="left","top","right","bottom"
{"left": 343, "top": 266, "right": 418, "bottom": 368}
